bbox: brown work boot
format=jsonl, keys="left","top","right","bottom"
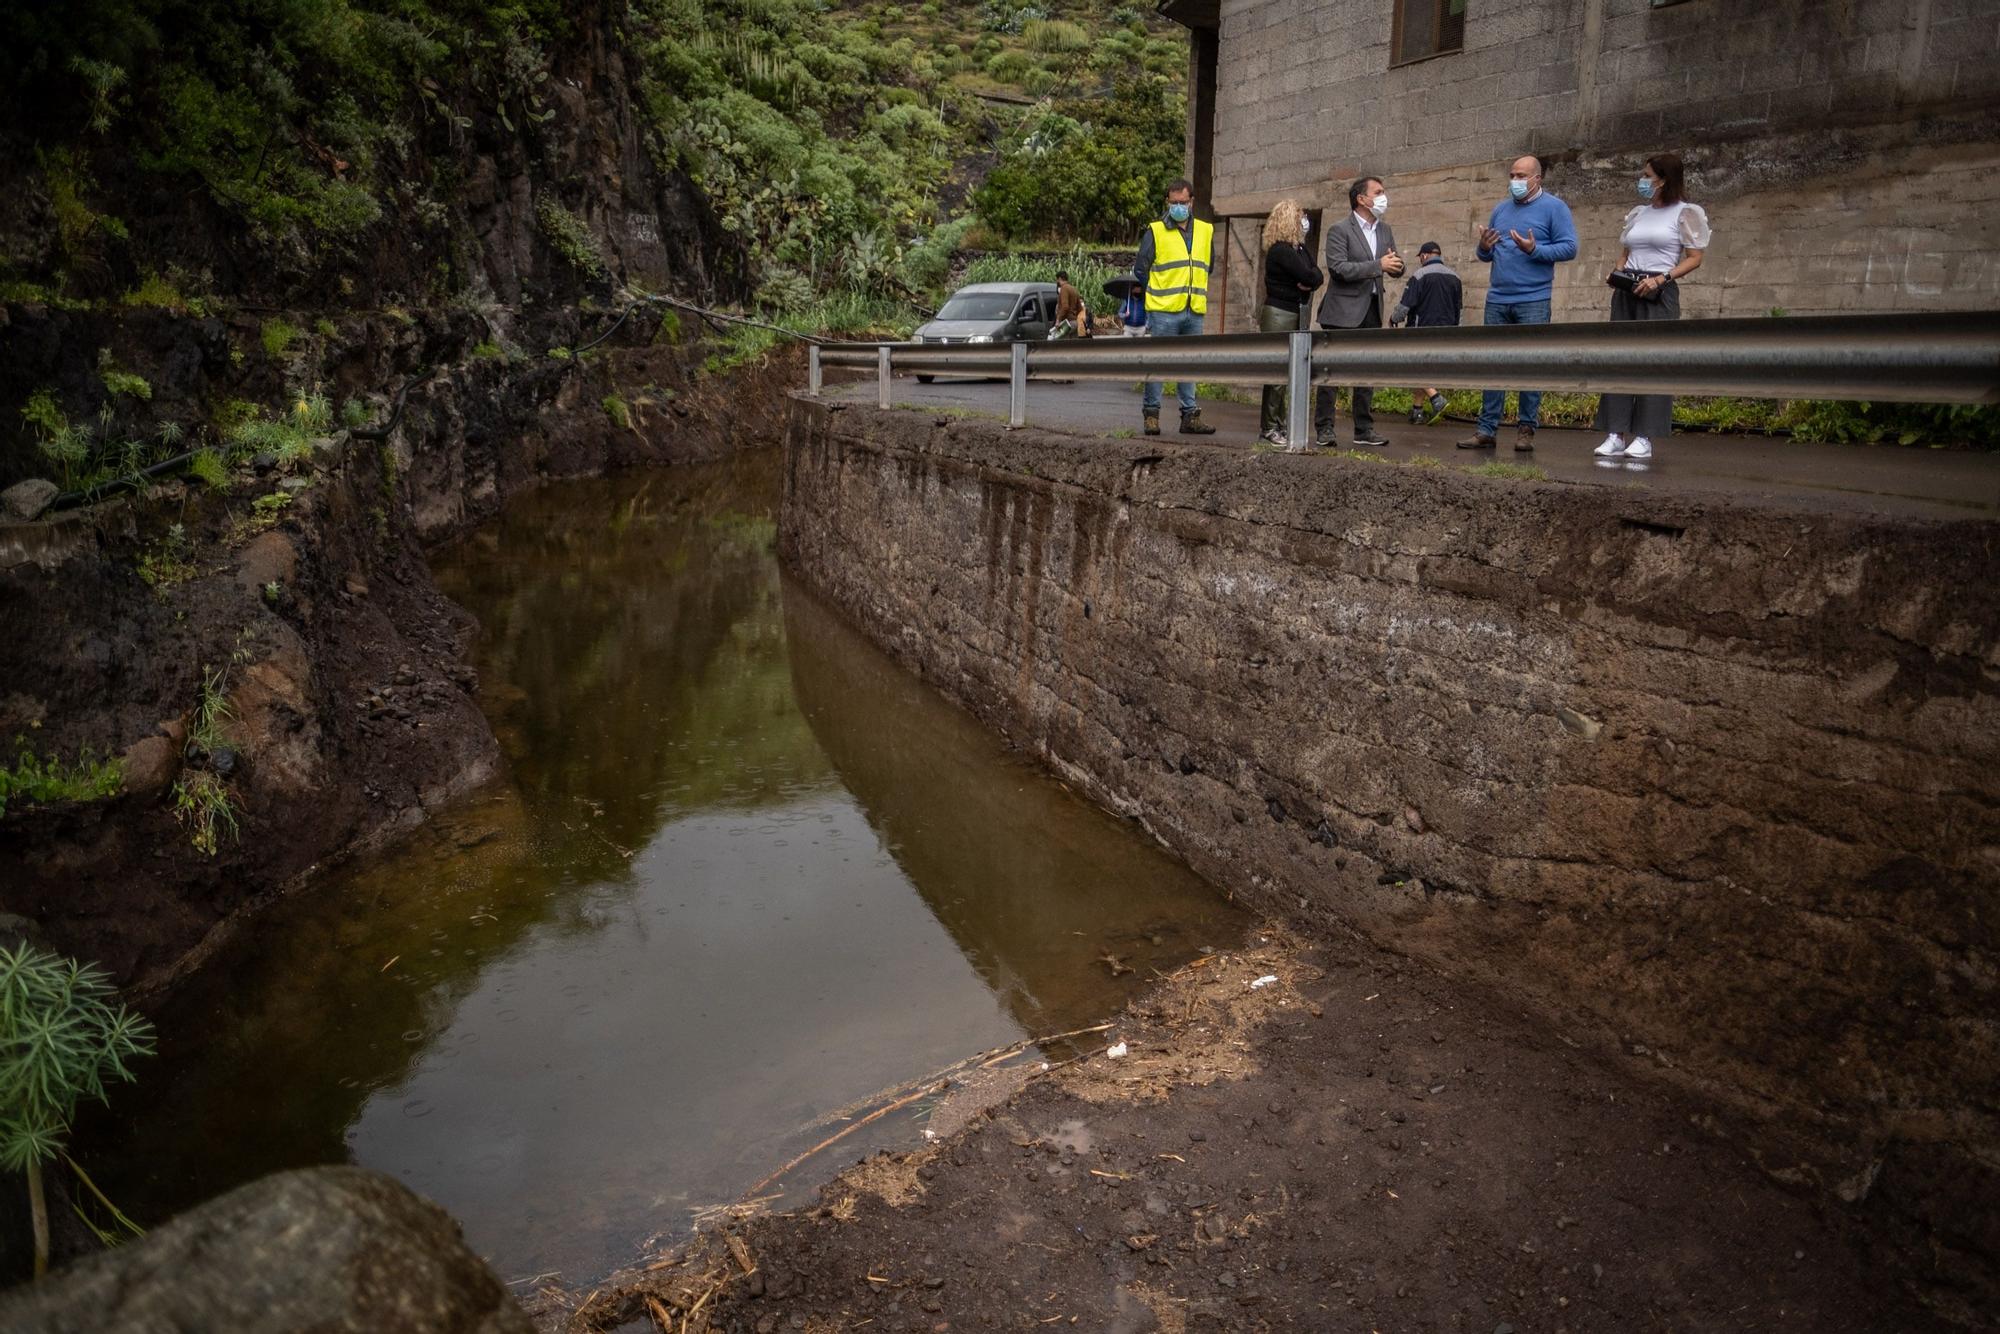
{"left": 1456, "top": 432, "right": 1497, "bottom": 449}
{"left": 1143, "top": 410, "right": 1161, "bottom": 436}
{"left": 1515, "top": 424, "right": 1536, "bottom": 451}
{"left": 1179, "top": 410, "right": 1217, "bottom": 436}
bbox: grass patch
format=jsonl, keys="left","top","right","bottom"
{"left": 602, "top": 394, "right": 633, "bottom": 429}
{"left": 0, "top": 739, "right": 122, "bottom": 816}
{"left": 186, "top": 448, "right": 229, "bottom": 491}
{"left": 260, "top": 318, "right": 301, "bottom": 359}
{"left": 137, "top": 522, "right": 197, "bottom": 590}
{"left": 1195, "top": 382, "right": 1255, "bottom": 405}
{"left": 224, "top": 393, "right": 332, "bottom": 468}
{"left": 471, "top": 339, "right": 504, "bottom": 360}
{"left": 172, "top": 667, "right": 239, "bottom": 856}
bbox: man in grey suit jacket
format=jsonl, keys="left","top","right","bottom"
{"left": 1314, "top": 175, "right": 1405, "bottom": 446}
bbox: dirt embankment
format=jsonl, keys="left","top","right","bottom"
{"left": 554, "top": 930, "right": 1966, "bottom": 1333}
{"left": 0, "top": 301, "right": 799, "bottom": 995}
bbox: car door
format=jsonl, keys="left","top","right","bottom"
{"left": 1012, "top": 294, "right": 1051, "bottom": 342}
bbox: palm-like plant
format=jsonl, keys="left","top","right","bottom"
{"left": 0, "top": 943, "right": 153, "bottom": 1276}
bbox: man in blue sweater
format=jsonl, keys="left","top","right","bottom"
{"left": 1459, "top": 155, "right": 1577, "bottom": 451}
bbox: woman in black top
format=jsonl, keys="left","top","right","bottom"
{"left": 1258, "top": 200, "right": 1324, "bottom": 448}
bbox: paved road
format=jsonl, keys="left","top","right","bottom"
{"left": 829, "top": 375, "right": 2000, "bottom": 522}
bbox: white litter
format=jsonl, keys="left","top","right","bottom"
{"left": 1105, "top": 1041, "right": 1129, "bottom": 1059}
{"left": 1249, "top": 974, "right": 1279, "bottom": 989}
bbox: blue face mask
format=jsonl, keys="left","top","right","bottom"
{"left": 1167, "top": 202, "right": 1191, "bottom": 223}
{"left": 1508, "top": 179, "right": 1530, "bottom": 201}
{"left": 1636, "top": 176, "right": 1655, "bottom": 199}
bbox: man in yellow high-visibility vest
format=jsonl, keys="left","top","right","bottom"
{"left": 1132, "top": 178, "right": 1217, "bottom": 437}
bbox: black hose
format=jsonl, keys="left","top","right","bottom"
{"left": 48, "top": 449, "right": 201, "bottom": 513}
{"left": 349, "top": 373, "right": 428, "bottom": 440}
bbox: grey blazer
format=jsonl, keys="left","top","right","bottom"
{"left": 1316, "top": 213, "right": 1396, "bottom": 329}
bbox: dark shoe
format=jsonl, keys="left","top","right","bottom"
{"left": 1408, "top": 407, "right": 1424, "bottom": 426}
{"left": 1314, "top": 425, "right": 1337, "bottom": 447}
{"left": 1353, "top": 431, "right": 1390, "bottom": 447}
{"left": 1143, "top": 411, "right": 1161, "bottom": 436}
{"left": 1514, "top": 424, "right": 1536, "bottom": 452}
{"left": 1179, "top": 411, "right": 1217, "bottom": 436}
{"left": 1457, "top": 433, "right": 1497, "bottom": 449}
{"left": 1426, "top": 393, "right": 1448, "bottom": 423}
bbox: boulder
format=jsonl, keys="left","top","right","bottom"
{"left": 0, "top": 1167, "right": 533, "bottom": 1334}
{"left": 117, "top": 734, "right": 180, "bottom": 799}
{"left": 1, "top": 479, "right": 58, "bottom": 522}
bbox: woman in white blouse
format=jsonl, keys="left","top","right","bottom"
{"left": 1595, "top": 153, "right": 1711, "bottom": 461}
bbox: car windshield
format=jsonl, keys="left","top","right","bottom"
{"left": 936, "top": 293, "right": 1021, "bottom": 321}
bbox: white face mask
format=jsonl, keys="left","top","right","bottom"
{"left": 1370, "top": 193, "right": 1389, "bottom": 217}
{"left": 1300, "top": 217, "right": 1311, "bottom": 237}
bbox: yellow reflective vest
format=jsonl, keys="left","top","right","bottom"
{"left": 1144, "top": 218, "right": 1214, "bottom": 315}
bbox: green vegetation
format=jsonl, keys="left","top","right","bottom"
{"left": 959, "top": 245, "right": 1125, "bottom": 316}
{"left": 119, "top": 272, "right": 206, "bottom": 314}
{"left": 259, "top": 318, "right": 301, "bottom": 359}
{"left": 602, "top": 395, "right": 633, "bottom": 430}
{"left": 1388, "top": 386, "right": 2000, "bottom": 447}
{"left": 0, "top": 739, "right": 122, "bottom": 817}
{"left": 185, "top": 447, "right": 229, "bottom": 490}
{"left": 973, "top": 76, "right": 1188, "bottom": 244}
{"left": 471, "top": 339, "right": 504, "bottom": 360}
{"left": 172, "top": 668, "right": 239, "bottom": 856}
{"left": 20, "top": 390, "right": 86, "bottom": 489}
{"left": 96, "top": 349, "right": 151, "bottom": 400}
{"left": 225, "top": 393, "right": 333, "bottom": 468}
{"left": 137, "top": 522, "right": 196, "bottom": 589}
{"left": 0, "top": 941, "right": 154, "bottom": 1276}
{"left": 535, "top": 193, "right": 606, "bottom": 279}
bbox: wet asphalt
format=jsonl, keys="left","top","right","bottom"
{"left": 830, "top": 375, "right": 2000, "bottom": 522}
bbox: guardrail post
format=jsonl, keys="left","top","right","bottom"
{"left": 1010, "top": 341, "right": 1028, "bottom": 428}
{"left": 808, "top": 343, "right": 822, "bottom": 396}
{"left": 1287, "top": 331, "right": 1312, "bottom": 452}
{"left": 877, "top": 345, "right": 892, "bottom": 410}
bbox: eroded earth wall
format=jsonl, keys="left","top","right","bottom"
{"left": 781, "top": 398, "right": 2000, "bottom": 1291}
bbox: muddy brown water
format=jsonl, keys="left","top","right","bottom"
{"left": 83, "top": 452, "right": 1242, "bottom": 1284}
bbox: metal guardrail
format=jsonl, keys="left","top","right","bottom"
{"left": 808, "top": 311, "right": 2000, "bottom": 449}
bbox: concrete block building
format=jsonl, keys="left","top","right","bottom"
{"left": 1161, "top": 0, "right": 2000, "bottom": 330}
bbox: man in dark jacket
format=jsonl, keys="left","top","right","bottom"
{"left": 1390, "top": 241, "right": 1461, "bottom": 424}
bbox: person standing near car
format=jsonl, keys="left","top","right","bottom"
{"left": 1388, "top": 240, "right": 1461, "bottom": 425}
{"left": 1053, "top": 269, "right": 1089, "bottom": 337}
{"left": 1133, "top": 178, "right": 1217, "bottom": 435}
{"left": 1256, "top": 199, "right": 1323, "bottom": 448}
{"left": 1313, "top": 175, "right": 1403, "bottom": 447}
{"left": 1594, "top": 153, "right": 1710, "bottom": 462}
{"left": 1459, "top": 155, "right": 1577, "bottom": 452}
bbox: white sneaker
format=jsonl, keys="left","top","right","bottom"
{"left": 1624, "top": 437, "right": 1653, "bottom": 459}
{"left": 1259, "top": 428, "right": 1289, "bottom": 448}
{"left": 1594, "top": 434, "right": 1626, "bottom": 457}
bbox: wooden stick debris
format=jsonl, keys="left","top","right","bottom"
{"left": 746, "top": 1082, "right": 946, "bottom": 1199}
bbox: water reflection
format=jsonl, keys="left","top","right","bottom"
{"left": 85, "top": 454, "right": 1238, "bottom": 1282}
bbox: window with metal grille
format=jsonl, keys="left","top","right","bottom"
{"left": 1393, "top": 0, "right": 1466, "bottom": 65}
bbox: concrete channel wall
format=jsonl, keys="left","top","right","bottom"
{"left": 780, "top": 396, "right": 2000, "bottom": 1283}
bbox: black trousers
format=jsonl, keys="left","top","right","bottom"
{"left": 1594, "top": 280, "right": 1681, "bottom": 440}
{"left": 1314, "top": 295, "right": 1381, "bottom": 438}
